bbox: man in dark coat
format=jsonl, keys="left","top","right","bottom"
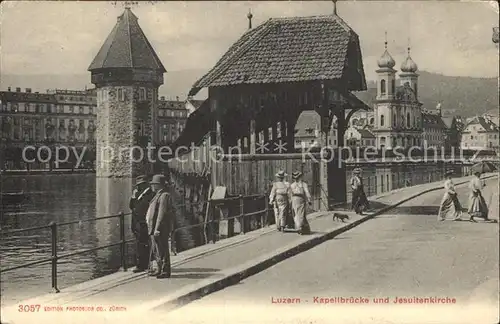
{"left": 146, "top": 174, "right": 175, "bottom": 279}
{"left": 129, "top": 175, "right": 155, "bottom": 273}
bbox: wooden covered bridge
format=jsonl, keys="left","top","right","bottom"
{"left": 168, "top": 12, "right": 370, "bottom": 208}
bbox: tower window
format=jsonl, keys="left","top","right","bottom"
{"left": 407, "top": 113, "right": 411, "bottom": 128}
{"left": 380, "top": 80, "right": 386, "bottom": 95}
{"left": 391, "top": 79, "right": 395, "bottom": 94}
{"left": 380, "top": 115, "right": 385, "bottom": 127}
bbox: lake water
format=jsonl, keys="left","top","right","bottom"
{"left": 0, "top": 174, "right": 136, "bottom": 307}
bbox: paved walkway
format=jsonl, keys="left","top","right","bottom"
{"left": 1, "top": 173, "right": 497, "bottom": 324}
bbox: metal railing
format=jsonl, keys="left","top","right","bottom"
{"left": 0, "top": 212, "right": 133, "bottom": 293}
{"left": 0, "top": 194, "right": 271, "bottom": 292}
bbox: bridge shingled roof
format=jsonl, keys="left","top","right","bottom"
{"left": 189, "top": 15, "right": 367, "bottom": 96}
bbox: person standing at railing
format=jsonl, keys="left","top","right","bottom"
{"left": 129, "top": 175, "right": 155, "bottom": 273}
{"left": 437, "top": 170, "right": 463, "bottom": 222}
{"left": 351, "top": 168, "right": 369, "bottom": 215}
{"left": 269, "top": 170, "right": 290, "bottom": 232}
{"left": 467, "top": 171, "right": 489, "bottom": 222}
{"left": 289, "top": 171, "right": 312, "bottom": 235}
{"left": 146, "top": 174, "right": 175, "bottom": 279}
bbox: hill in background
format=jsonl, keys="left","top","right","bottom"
{"left": 1, "top": 70, "right": 497, "bottom": 117}
{"left": 356, "top": 71, "right": 498, "bottom": 117}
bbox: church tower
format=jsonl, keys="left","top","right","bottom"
{"left": 399, "top": 45, "right": 419, "bottom": 97}
{"left": 373, "top": 33, "right": 397, "bottom": 149}
{"left": 88, "top": 8, "right": 166, "bottom": 216}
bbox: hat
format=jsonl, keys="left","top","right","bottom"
{"left": 353, "top": 168, "right": 362, "bottom": 174}
{"left": 275, "top": 170, "right": 287, "bottom": 178}
{"left": 150, "top": 174, "right": 166, "bottom": 185}
{"left": 292, "top": 171, "right": 303, "bottom": 179}
{"left": 134, "top": 175, "right": 148, "bottom": 186}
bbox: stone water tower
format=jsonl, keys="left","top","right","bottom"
{"left": 88, "top": 7, "right": 166, "bottom": 216}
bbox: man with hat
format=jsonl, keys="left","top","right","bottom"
{"left": 129, "top": 175, "right": 155, "bottom": 272}
{"left": 269, "top": 170, "right": 290, "bottom": 232}
{"left": 351, "top": 168, "right": 369, "bottom": 215}
{"left": 145, "top": 174, "right": 175, "bottom": 278}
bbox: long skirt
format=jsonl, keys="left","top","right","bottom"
{"left": 273, "top": 195, "right": 288, "bottom": 229}
{"left": 352, "top": 188, "right": 369, "bottom": 213}
{"left": 438, "top": 192, "right": 462, "bottom": 220}
{"left": 291, "top": 196, "right": 310, "bottom": 233}
{"left": 468, "top": 191, "right": 489, "bottom": 219}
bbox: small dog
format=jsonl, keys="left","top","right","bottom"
{"left": 332, "top": 212, "right": 350, "bottom": 222}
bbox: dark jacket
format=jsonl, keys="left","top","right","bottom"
{"left": 130, "top": 187, "right": 155, "bottom": 233}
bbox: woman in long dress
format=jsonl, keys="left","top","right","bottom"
{"left": 438, "top": 170, "right": 462, "bottom": 221}
{"left": 289, "top": 171, "right": 312, "bottom": 235}
{"left": 269, "top": 170, "right": 290, "bottom": 232}
{"left": 468, "top": 171, "right": 489, "bottom": 222}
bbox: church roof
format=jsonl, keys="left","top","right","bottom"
{"left": 422, "top": 112, "right": 447, "bottom": 129}
{"left": 189, "top": 15, "right": 367, "bottom": 96}
{"left": 88, "top": 8, "right": 166, "bottom": 72}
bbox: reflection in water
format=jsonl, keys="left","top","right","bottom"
{"left": 0, "top": 174, "right": 135, "bottom": 307}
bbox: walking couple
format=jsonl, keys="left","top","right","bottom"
{"left": 438, "top": 170, "right": 490, "bottom": 222}
{"left": 269, "top": 170, "right": 312, "bottom": 235}
{"left": 129, "top": 174, "right": 174, "bottom": 279}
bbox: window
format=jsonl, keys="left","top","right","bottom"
{"left": 380, "top": 115, "right": 385, "bottom": 127}
{"left": 407, "top": 113, "right": 411, "bottom": 128}
{"left": 391, "top": 79, "right": 395, "bottom": 94}
{"left": 89, "top": 107, "right": 94, "bottom": 115}
{"left": 139, "top": 88, "right": 146, "bottom": 101}
{"left": 68, "top": 106, "right": 74, "bottom": 113}
{"left": 118, "top": 88, "right": 124, "bottom": 101}
{"left": 393, "top": 114, "right": 397, "bottom": 127}
{"left": 380, "top": 79, "right": 386, "bottom": 95}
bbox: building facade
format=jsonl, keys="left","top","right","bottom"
{"left": 158, "top": 96, "right": 190, "bottom": 144}
{"left": 372, "top": 41, "right": 423, "bottom": 149}
{"left": 345, "top": 126, "right": 376, "bottom": 147}
{"left": 0, "top": 87, "right": 190, "bottom": 169}
{"left": 461, "top": 115, "right": 499, "bottom": 150}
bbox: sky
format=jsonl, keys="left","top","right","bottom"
{"left": 1, "top": 1, "right": 498, "bottom": 86}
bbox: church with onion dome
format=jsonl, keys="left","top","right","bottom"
{"left": 371, "top": 35, "right": 424, "bottom": 149}
{"left": 347, "top": 34, "right": 455, "bottom": 150}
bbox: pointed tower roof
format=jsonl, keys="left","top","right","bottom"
{"left": 88, "top": 8, "right": 166, "bottom": 72}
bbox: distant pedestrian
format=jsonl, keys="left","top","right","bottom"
{"left": 269, "top": 170, "right": 290, "bottom": 232}
{"left": 289, "top": 171, "right": 312, "bottom": 235}
{"left": 468, "top": 171, "right": 489, "bottom": 222}
{"left": 129, "top": 175, "right": 155, "bottom": 272}
{"left": 351, "top": 168, "right": 369, "bottom": 215}
{"left": 146, "top": 174, "right": 175, "bottom": 278}
{"left": 437, "top": 170, "right": 462, "bottom": 221}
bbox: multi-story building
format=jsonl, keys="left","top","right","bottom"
{"left": 421, "top": 108, "right": 447, "bottom": 148}
{"left": 158, "top": 96, "right": 190, "bottom": 144}
{"left": 344, "top": 126, "right": 376, "bottom": 147}
{"left": 293, "top": 110, "right": 338, "bottom": 150}
{"left": 0, "top": 86, "right": 190, "bottom": 169}
{"left": 0, "top": 87, "right": 97, "bottom": 147}
{"left": 461, "top": 115, "right": 499, "bottom": 150}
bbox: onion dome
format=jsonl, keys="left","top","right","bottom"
{"left": 377, "top": 49, "right": 396, "bottom": 69}
{"left": 377, "top": 35, "right": 395, "bottom": 69}
{"left": 401, "top": 47, "right": 418, "bottom": 73}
